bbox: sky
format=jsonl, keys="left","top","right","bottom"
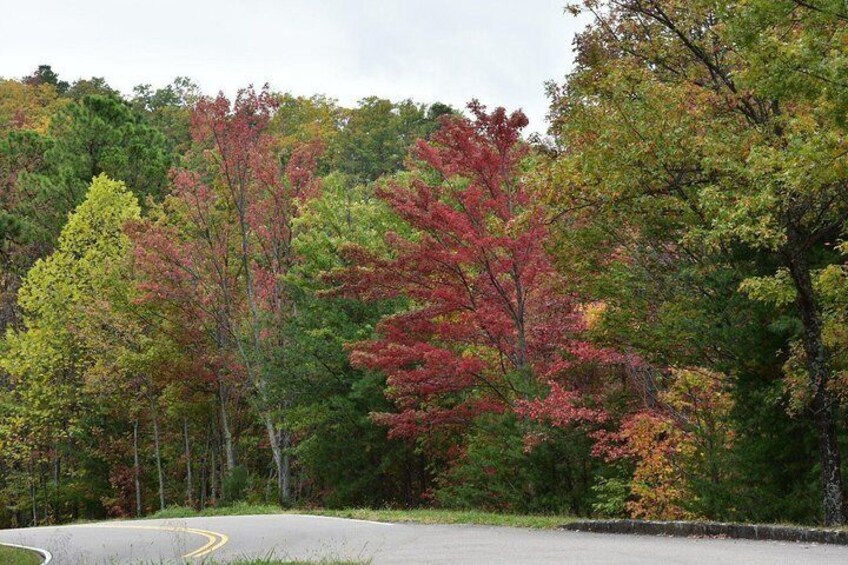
{"left": 0, "top": 0, "right": 588, "bottom": 133}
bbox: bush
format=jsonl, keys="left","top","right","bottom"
{"left": 223, "top": 466, "right": 250, "bottom": 504}
{"left": 434, "top": 414, "right": 599, "bottom": 515}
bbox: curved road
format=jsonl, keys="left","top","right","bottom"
{"left": 1, "top": 514, "right": 846, "bottom": 564}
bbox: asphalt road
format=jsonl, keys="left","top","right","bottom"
{"left": 1, "top": 514, "right": 847, "bottom": 564}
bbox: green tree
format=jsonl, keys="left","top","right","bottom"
{"left": 132, "top": 77, "right": 201, "bottom": 151}
{"left": 285, "top": 172, "right": 422, "bottom": 506}
{"left": 269, "top": 93, "right": 342, "bottom": 168}
{"left": 0, "top": 130, "right": 53, "bottom": 331}
{"left": 329, "top": 97, "right": 449, "bottom": 184}
{"left": 549, "top": 0, "right": 848, "bottom": 524}
{"left": 0, "top": 175, "right": 141, "bottom": 524}
{"left": 65, "top": 77, "right": 120, "bottom": 101}
{"left": 12, "top": 94, "right": 173, "bottom": 264}
{"left": 22, "top": 65, "right": 69, "bottom": 95}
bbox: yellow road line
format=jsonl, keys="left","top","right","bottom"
{"left": 181, "top": 527, "right": 229, "bottom": 558}
{"left": 82, "top": 523, "right": 229, "bottom": 559}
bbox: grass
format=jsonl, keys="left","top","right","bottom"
{"left": 146, "top": 504, "right": 848, "bottom": 533}
{"left": 205, "top": 550, "right": 368, "bottom": 564}
{"left": 304, "top": 508, "right": 576, "bottom": 529}
{"left": 149, "top": 503, "right": 574, "bottom": 529}
{"left": 150, "top": 501, "right": 284, "bottom": 519}
{"left": 0, "top": 544, "right": 42, "bottom": 565}
{"left": 222, "top": 558, "right": 369, "bottom": 565}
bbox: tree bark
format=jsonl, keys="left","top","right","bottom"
{"left": 52, "top": 444, "right": 60, "bottom": 521}
{"left": 787, "top": 241, "right": 846, "bottom": 526}
{"left": 199, "top": 433, "right": 209, "bottom": 510}
{"left": 150, "top": 397, "right": 166, "bottom": 512}
{"left": 219, "top": 383, "right": 236, "bottom": 473}
{"left": 133, "top": 420, "right": 142, "bottom": 517}
{"left": 183, "top": 417, "right": 193, "bottom": 507}
{"left": 30, "top": 472, "right": 37, "bottom": 526}
{"left": 210, "top": 442, "right": 218, "bottom": 504}
{"left": 264, "top": 417, "right": 289, "bottom": 504}
{"left": 282, "top": 431, "right": 291, "bottom": 503}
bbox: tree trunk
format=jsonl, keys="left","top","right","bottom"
{"left": 52, "top": 444, "right": 60, "bottom": 521}
{"left": 210, "top": 441, "right": 218, "bottom": 504}
{"left": 282, "top": 432, "right": 291, "bottom": 503}
{"left": 133, "top": 420, "right": 142, "bottom": 517}
{"left": 30, "top": 473, "right": 37, "bottom": 526}
{"left": 200, "top": 433, "right": 209, "bottom": 510}
{"left": 150, "top": 398, "right": 166, "bottom": 512}
{"left": 183, "top": 417, "right": 193, "bottom": 507}
{"left": 264, "top": 416, "right": 289, "bottom": 504}
{"left": 219, "top": 383, "right": 236, "bottom": 473}
{"left": 40, "top": 465, "right": 47, "bottom": 524}
{"left": 787, "top": 242, "right": 846, "bottom": 526}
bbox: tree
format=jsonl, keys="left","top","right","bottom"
{"left": 6, "top": 93, "right": 173, "bottom": 275}
{"left": 269, "top": 93, "right": 342, "bottom": 168}
{"left": 592, "top": 367, "right": 736, "bottom": 520}
{"left": 0, "top": 175, "right": 141, "bottom": 524}
{"left": 131, "top": 87, "right": 322, "bottom": 503}
{"left": 283, "top": 172, "right": 425, "bottom": 506}
{"left": 22, "top": 65, "right": 69, "bottom": 95}
{"left": 549, "top": 0, "right": 848, "bottom": 524}
{"left": 0, "top": 130, "right": 53, "bottom": 332}
{"left": 329, "top": 97, "right": 449, "bottom": 184}
{"left": 132, "top": 77, "right": 201, "bottom": 151}
{"left": 43, "top": 94, "right": 173, "bottom": 201}
{"left": 66, "top": 77, "right": 119, "bottom": 101}
{"left": 0, "top": 79, "right": 67, "bottom": 135}
{"left": 1, "top": 84, "right": 173, "bottom": 336}
{"left": 334, "top": 103, "right": 619, "bottom": 493}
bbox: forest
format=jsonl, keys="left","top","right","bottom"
{"left": 2, "top": 0, "right": 848, "bottom": 529}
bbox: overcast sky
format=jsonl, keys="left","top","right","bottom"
{"left": 0, "top": 1, "right": 588, "bottom": 133}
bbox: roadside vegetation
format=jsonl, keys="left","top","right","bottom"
{"left": 301, "top": 509, "right": 575, "bottom": 529}
{"left": 2, "top": 0, "right": 848, "bottom": 532}
{"left": 223, "top": 560, "right": 366, "bottom": 565}
{"left": 151, "top": 504, "right": 573, "bottom": 529}
{"left": 150, "top": 502, "right": 284, "bottom": 520}
{"left": 0, "top": 545, "right": 41, "bottom": 565}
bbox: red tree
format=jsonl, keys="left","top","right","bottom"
{"left": 130, "top": 86, "right": 321, "bottom": 502}
{"left": 336, "top": 102, "right": 620, "bottom": 443}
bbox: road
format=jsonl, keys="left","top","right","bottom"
{"left": 1, "top": 514, "right": 846, "bottom": 564}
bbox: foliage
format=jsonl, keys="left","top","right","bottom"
{"left": 549, "top": 0, "right": 848, "bottom": 525}
{"left": 337, "top": 102, "right": 616, "bottom": 441}
{"left": 284, "top": 172, "right": 423, "bottom": 507}
{"left": 151, "top": 501, "right": 285, "bottom": 519}
{"left": 0, "top": 79, "right": 67, "bottom": 134}
{"left": 0, "top": 175, "right": 141, "bottom": 525}
{"left": 434, "top": 413, "right": 598, "bottom": 515}
{"left": 2, "top": 9, "right": 848, "bottom": 528}
{"left": 22, "top": 64, "right": 69, "bottom": 94}
{"left": 328, "top": 97, "right": 449, "bottom": 183}
{"left": 298, "top": 507, "right": 575, "bottom": 529}
{"left": 220, "top": 557, "right": 370, "bottom": 565}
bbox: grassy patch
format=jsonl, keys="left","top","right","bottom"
{"left": 151, "top": 501, "right": 284, "bottom": 519}
{"left": 0, "top": 544, "right": 42, "bottom": 565}
{"left": 149, "top": 503, "right": 574, "bottom": 529}
{"left": 222, "top": 561, "right": 366, "bottom": 565}
{"left": 303, "top": 508, "right": 575, "bottom": 529}
{"left": 208, "top": 553, "right": 367, "bottom": 565}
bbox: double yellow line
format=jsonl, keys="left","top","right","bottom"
{"left": 84, "top": 523, "right": 229, "bottom": 559}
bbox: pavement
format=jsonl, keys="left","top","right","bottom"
{"left": 1, "top": 513, "right": 847, "bottom": 564}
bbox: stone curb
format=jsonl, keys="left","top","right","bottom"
{"left": 560, "top": 519, "right": 848, "bottom": 545}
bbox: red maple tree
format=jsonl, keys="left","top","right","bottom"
{"left": 335, "top": 102, "right": 620, "bottom": 442}
{"left": 130, "top": 87, "right": 321, "bottom": 501}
